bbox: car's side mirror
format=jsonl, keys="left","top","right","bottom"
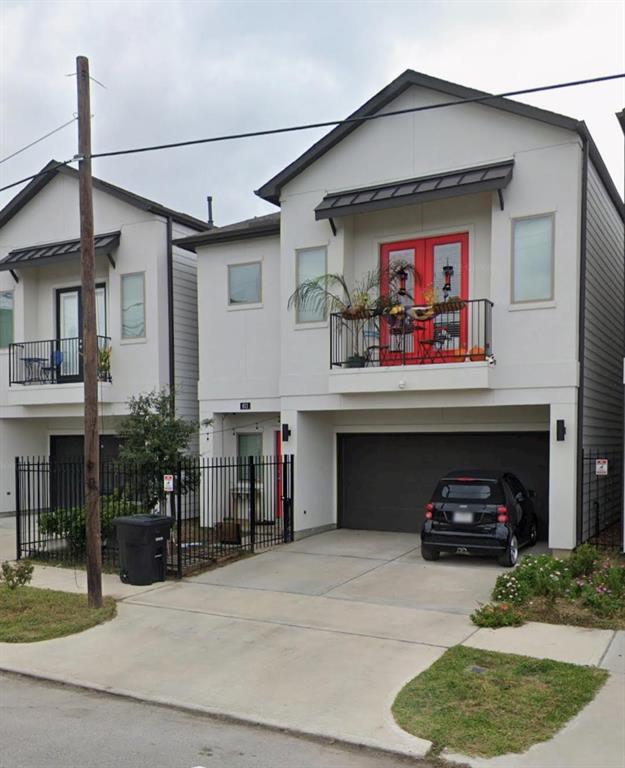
{"left": 514, "top": 491, "right": 524, "bottom": 503}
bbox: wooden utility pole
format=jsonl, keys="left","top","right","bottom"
{"left": 77, "top": 55, "right": 102, "bottom": 608}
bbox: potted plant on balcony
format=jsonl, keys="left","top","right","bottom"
{"left": 97, "top": 345, "right": 112, "bottom": 382}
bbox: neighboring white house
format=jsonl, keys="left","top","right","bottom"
{"left": 0, "top": 161, "right": 209, "bottom": 513}
{"left": 177, "top": 70, "right": 625, "bottom": 554}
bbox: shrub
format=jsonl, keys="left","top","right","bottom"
{"left": 0, "top": 560, "right": 34, "bottom": 589}
{"left": 568, "top": 544, "right": 600, "bottom": 578}
{"left": 471, "top": 602, "right": 524, "bottom": 628}
{"left": 493, "top": 554, "right": 571, "bottom": 604}
{"left": 39, "top": 492, "right": 143, "bottom": 552}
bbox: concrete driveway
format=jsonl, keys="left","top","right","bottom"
{"left": 190, "top": 528, "right": 499, "bottom": 614}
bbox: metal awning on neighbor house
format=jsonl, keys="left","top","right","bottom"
{"left": 314, "top": 161, "right": 514, "bottom": 225}
{"left": 0, "top": 231, "right": 121, "bottom": 278}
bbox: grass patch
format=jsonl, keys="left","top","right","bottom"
{"left": 518, "top": 597, "right": 625, "bottom": 630}
{"left": 0, "top": 585, "right": 116, "bottom": 643}
{"left": 392, "top": 646, "right": 607, "bottom": 758}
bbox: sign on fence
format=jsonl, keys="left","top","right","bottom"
{"left": 163, "top": 474, "right": 174, "bottom": 492}
{"left": 595, "top": 459, "right": 608, "bottom": 477}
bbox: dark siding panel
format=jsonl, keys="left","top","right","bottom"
{"left": 581, "top": 161, "right": 624, "bottom": 540}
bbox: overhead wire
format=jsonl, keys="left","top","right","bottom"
{"left": 0, "top": 116, "right": 77, "bottom": 165}
{"left": 1, "top": 72, "right": 623, "bottom": 196}
{"left": 89, "top": 72, "right": 625, "bottom": 161}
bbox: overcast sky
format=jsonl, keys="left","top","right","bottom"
{"left": 1, "top": 0, "right": 623, "bottom": 226}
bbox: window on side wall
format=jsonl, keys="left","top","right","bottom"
{"left": 121, "top": 273, "right": 145, "bottom": 339}
{"left": 237, "top": 432, "right": 263, "bottom": 481}
{"left": 296, "top": 246, "right": 327, "bottom": 323}
{"left": 512, "top": 214, "right": 554, "bottom": 303}
{"left": 228, "top": 262, "right": 261, "bottom": 305}
{"left": 0, "top": 290, "right": 13, "bottom": 348}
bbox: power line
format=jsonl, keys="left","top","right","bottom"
{"left": 2, "top": 72, "right": 623, "bottom": 196}
{"left": 0, "top": 158, "right": 76, "bottom": 194}
{"left": 0, "top": 117, "right": 77, "bottom": 165}
{"left": 89, "top": 72, "right": 625, "bottom": 161}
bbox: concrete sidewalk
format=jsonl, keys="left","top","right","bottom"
{"left": 0, "top": 530, "right": 623, "bottom": 765}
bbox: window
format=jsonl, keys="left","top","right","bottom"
{"left": 0, "top": 290, "right": 13, "bottom": 348}
{"left": 228, "top": 262, "right": 261, "bottom": 305}
{"left": 121, "top": 273, "right": 145, "bottom": 338}
{"left": 237, "top": 432, "right": 263, "bottom": 480}
{"left": 512, "top": 215, "right": 554, "bottom": 303}
{"left": 296, "top": 247, "right": 326, "bottom": 323}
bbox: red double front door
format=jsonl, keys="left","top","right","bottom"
{"left": 379, "top": 232, "right": 469, "bottom": 364}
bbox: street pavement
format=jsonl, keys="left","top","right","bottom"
{"left": 0, "top": 672, "right": 429, "bottom": 768}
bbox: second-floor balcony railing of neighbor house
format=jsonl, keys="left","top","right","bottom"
{"left": 9, "top": 336, "right": 112, "bottom": 385}
{"left": 330, "top": 298, "right": 493, "bottom": 369}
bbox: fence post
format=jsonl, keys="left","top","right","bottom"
{"left": 249, "top": 456, "right": 256, "bottom": 552}
{"left": 14, "top": 457, "right": 21, "bottom": 560}
{"left": 175, "top": 461, "right": 183, "bottom": 578}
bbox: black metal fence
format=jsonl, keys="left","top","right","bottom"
{"left": 330, "top": 299, "right": 493, "bottom": 368}
{"left": 9, "top": 336, "right": 112, "bottom": 385}
{"left": 580, "top": 449, "right": 623, "bottom": 548}
{"left": 15, "top": 454, "right": 294, "bottom": 576}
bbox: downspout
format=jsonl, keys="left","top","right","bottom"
{"left": 166, "top": 216, "right": 175, "bottom": 403}
{"left": 575, "top": 137, "right": 589, "bottom": 545}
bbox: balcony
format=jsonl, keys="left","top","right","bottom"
{"left": 9, "top": 336, "right": 112, "bottom": 386}
{"left": 329, "top": 299, "right": 493, "bottom": 393}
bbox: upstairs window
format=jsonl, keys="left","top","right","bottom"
{"left": 0, "top": 290, "right": 13, "bottom": 348}
{"left": 121, "top": 273, "right": 145, "bottom": 338}
{"left": 228, "top": 262, "right": 262, "bottom": 305}
{"left": 296, "top": 247, "right": 326, "bottom": 323}
{"left": 512, "top": 214, "right": 554, "bottom": 303}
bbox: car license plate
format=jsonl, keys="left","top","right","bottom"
{"left": 453, "top": 511, "right": 473, "bottom": 524}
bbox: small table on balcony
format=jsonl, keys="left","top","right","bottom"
{"left": 21, "top": 356, "right": 47, "bottom": 384}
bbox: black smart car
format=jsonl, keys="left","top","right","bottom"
{"left": 420, "top": 470, "right": 539, "bottom": 567}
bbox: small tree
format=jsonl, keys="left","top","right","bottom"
{"left": 118, "top": 388, "right": 197, "bottom": 511}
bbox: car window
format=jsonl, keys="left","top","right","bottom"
{"left": 435, "top": 481, "right": 503, "bottom": 502}
{"left": 505, "top": 474, "right": 524, "bottom": 498}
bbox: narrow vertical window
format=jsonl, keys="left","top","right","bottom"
{"left": 296, "top": 247, "right": 327, "bottom": 322}
{"left": 0, "top": 290, "right": 13, "bottom": 348}
{"left": 512, "top": 215, "right": 554, "bottom": 303}
{"left": 228, "top": 262, "right": 262, "bottom": 305}
{"left": 121, "top": 273, "right": 145, "bottom": 338}
{"left": 237, "top": 432, "right": 263, "bottom": 481}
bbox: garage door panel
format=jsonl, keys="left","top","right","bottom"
{"left": 338, "top": 432, "right": 549, "bottom": 536}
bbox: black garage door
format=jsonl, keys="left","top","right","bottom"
{"left": 338, "top": 432, "right": 549, "bottom": 537}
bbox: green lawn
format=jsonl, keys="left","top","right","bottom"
{"left": 0, "top": 585, "right": 116, "bottom": 643}
{"left": 392, "top": 646, "right": 607, "bottom": 758}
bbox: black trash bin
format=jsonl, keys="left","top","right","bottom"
{"left": 113, "top": 515, "right": 173, "bottom": 585}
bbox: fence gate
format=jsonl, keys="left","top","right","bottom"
{"left": 15, "top": 454, "right": 294, "bottom": 577}
{"left": 580, "top": 449, "right": 622, "bottom": 547}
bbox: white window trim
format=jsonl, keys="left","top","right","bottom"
{"left": 120, "top": 271, "right": 146, "bottom": 340}
{"left": 295, "top": 246, "right": 328, "bottom": 325}
{"left": 227, "top": 261, "right": 263, "bottom": 307}
{"left": 0, "top": 288, "right": 14, "bottom": 350}
{"left": 510, "top": 213, "right": 555, "bottom": 305}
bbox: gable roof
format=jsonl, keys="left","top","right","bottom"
{"left": 0, "top": 160, "right": 210, "bottom": 232}
{"left": 255, "top": 69, "right": 623, "bottom": 220}
{"left": 174, "top": 212, "right": 280, "bottom": 251}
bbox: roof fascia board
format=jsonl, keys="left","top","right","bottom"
{"left": 174, "top": 224, "right": 280, "bottom": 252}
{"left": 0, "top": 162, "right": 209, "bottom": 233}
{"left": 255, "top": 70, "right": 580, "bottom": 205}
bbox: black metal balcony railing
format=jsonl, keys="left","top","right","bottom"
{"left": 9, "top": 336, "right": 112, "bottom": 385}
{"left": 330, "top": 299, "right": 493, "bottom": 369}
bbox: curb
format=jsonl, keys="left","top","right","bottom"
{"left": 0, "top": 666, "right": 436, "bottom": 765}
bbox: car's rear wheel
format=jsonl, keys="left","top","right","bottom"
{"left": 421, "top": 545, "right": 440, "bottom": 561}
{"left": 498, "top": 535, "right": 518, "bottom": 568}
{"left": 528, "top": 516, "right": 538, "bottom": 547}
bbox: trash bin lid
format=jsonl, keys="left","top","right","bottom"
{"left": 112, "top": 514, "right": 173, "bottom": 528}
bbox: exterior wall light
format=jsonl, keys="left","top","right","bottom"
{"left": 556, "top": 419, "right": 566, "bottom": 441}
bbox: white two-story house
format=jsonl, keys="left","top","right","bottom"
{"left": 0, "top": 160, "right": 209, "bottom": 513}
{"left": 177, "top": 70, "right": 624, "bottom": 555}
